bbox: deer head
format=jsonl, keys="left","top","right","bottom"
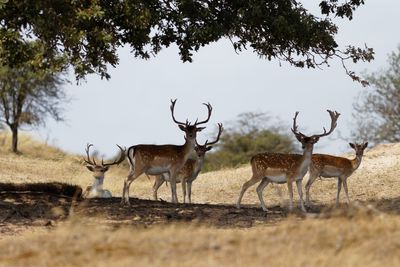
{"left": 349, "top": 142, "right": 368, "bottom": 157}
{"left": 170, "top": 99, "right": 212, "bottom": 141}
{"left": 83, "top": 144, "right": 126, "bottom": 178}
{"left": 291, "top": 110, "right": 341, "bottom": 150}
{"left": 195, "top": 123, "right": 223, "bottom": 158}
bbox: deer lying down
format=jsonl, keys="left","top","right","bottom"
{"left": 153, "top": 123, "right": 223, "bottom": 203}
{"left": 82, "top": 144, "right": 126, "bottom": 198}
{"left": 306, "top": 142, "right": 368, "bottom": 207}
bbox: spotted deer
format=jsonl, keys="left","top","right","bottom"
{"left": 153, "top": 123, "right": 223, "bottom": 203}
{"left": 236, "top": 110, "right": 340, "bottom": 212}
{"left": 305, "top": 142, "right": 368, "bottom": 207}
{"left": 82, "top": 144, "right": 126, "bottom": 198}
{"left": 122, "top": 99, "right": 212, "bottom": 205}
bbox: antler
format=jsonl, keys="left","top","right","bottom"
{"left": 312, "top": 110, "right": 341, "bottom": 138}
{"left": 291, "top": 112, "right": 307, "bottom": 142}
{"left": 83, "top": 144, "right": 126, "bottom": 167}
{"left": 170, "top": 99, "right": 187, "bottom": 126}
{"left": 202, "top": 123, "right": 223, "bottom": 147}
{"left": 83, "top": 143, "right": 97, "bottom": 166}
{"left": 194, "top": 102, "right": 213, "bottom": 126}
{"left": 102, "top": 145, "right": 127, "bottom": 167}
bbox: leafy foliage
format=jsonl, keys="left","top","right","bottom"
{"left": 0, "top": 41, "right": 68, "bottom": 152}
{"left": 351, "top": 46, "right": 400, "bottom": 145}
{"left": 203, "top": 112, "right": 296, "bottom": 171}
{"left": 0, "top": 0, "right": 373, "bottom": 83}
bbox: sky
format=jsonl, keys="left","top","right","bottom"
{"left": 32, "top": 1, "right": 400, "bottom": 158}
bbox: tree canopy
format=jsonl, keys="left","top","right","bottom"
{"left": 351, "top": 45, "right": 400, "bottom": 145}
{"left": 0, "top": 40, "right": 67, "bottom": 153}
{"left": 0, "top": 0, "right": 373, "bottom": 83}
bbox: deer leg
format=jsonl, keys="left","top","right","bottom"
{"left": 181, "top": 178, "right": 187, "bottom": 204}
{"left": 169, "top": 171, "right": 179, "bottom": 204}
{"left": 305, "top": 171, "right": 319, "bottom": 207}
{"left": 152, "top": 175, "right": 165, "bottom": 201}
{"left": 336, "top": 177, "right": 342, "bottom": 207}
{"left": 256, "top": 178, "right": 270, "bottom": 212}
{"left": 342, "top": 176, "right": 351, "bottom": 204}
{"left": 296, "top": 179, "right": 307, "bottom": 212}
{"left": 287, "top": 180, "right": 294, "bottom": 212}
{"left": 121, "top": 168, "right": 141, "bottom": 206}
{"left": 187, "top": 181, "right": 193, "bottom": 204}
{"left": 237, "top": 175, "right": 260, "bottom": 209}
{"left": 121, "top": 176, "right": 130, "bottom": 205}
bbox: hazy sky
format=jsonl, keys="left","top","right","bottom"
{"left": 33, "top": 1, "right": 400, "bottom": 158}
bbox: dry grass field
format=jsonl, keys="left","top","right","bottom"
{"left": 1, "top": 133, "right": 400, "bottom": 266}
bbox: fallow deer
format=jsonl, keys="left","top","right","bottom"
{"left": 153, "top": 123, "right": 223, "bottom": 203}
{"left": 122, "top": 99, "right": 212, "bottom": 205}
{"left": 82, "top": 144, "right": 126, "bottom": 198}
{"left": 236, "top": 110, "right": 340, "bottom": 212}
{"left": 305, "top": 142, "right": 368, "bottom": 207}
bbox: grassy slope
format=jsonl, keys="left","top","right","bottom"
{"left": 2, "top": 133, "right": 399, "bottom": 207}
{"left": 1, "top": 133, "right": 400, "bottom": 266}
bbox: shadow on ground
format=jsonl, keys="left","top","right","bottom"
{"left": 1, "top": 192, "right": 400, "bottom": 236}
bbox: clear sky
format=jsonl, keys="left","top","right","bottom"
{"left": 33, "top": 1, "right": 400, "bottom": 158}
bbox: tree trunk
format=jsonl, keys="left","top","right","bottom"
{"left": 10, "top": 124, "right": 19, "bottom": 153}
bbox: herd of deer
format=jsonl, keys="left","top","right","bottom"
{"left": 82, "top": 99, "right": 368, "bottom": 212}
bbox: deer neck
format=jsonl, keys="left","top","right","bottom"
{"left": 91, "top": 176, "right": 105, "bottom": 192}
{"left": 299, "top": 145, "right": 314, "bottom": 171}
{"left": 194, "top": 156, "right": 205, "bottom": 174}
{"left": 350, "top": 154, "right": 364, "bottom": 172}
{"left": 183, "top": 137, "right": 196, "bottom": 160}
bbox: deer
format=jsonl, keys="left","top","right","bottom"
{"left": 152, "top": 123, "right": 223, "bottom": 203}
{"left": 236, "top": 110, "right": 340, "bottom": 212}
{"left": 305, "top": 142, "right": 368, "bottom": 207}
{"left": 82, "top": 144, "right": 126, "bottom": 198}
{"left": 121, "top": 99, "right": 212, "bottom": 205}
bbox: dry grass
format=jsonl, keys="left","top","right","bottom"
{"left": 1, "top": 133, "right": 400, "bottom": 266}
{"left": 1, "top": 211, "right": 399, "bottom": 267}
{"left": 3, "top": 132, "right": 399, "bottom": 208}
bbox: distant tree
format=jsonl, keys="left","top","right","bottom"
{"left": 0, "top": 42, "right": 67, "bottom": 153}
{"left": 203, "top": 112, "right": 296, "bottom": 171}
{"left": 0, "top": 1, "right": 373, "bottom": 83}
{"left": 351, "top": 46, "right": 400, "bottom": 145}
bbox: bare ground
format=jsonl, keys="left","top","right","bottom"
{"left": 2, "top": 191, "right": 400, "bottom": 238}
{"left": 0, "top": 192, "right": 283, "bottom": 236}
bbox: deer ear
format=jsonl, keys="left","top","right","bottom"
{"left": 206, "top": 146, "right": 213, "bottom": 151}
{"left": 364, "top": 142, "right": 369, "bottom": 148}
{"left": 178, "top": 125, "right": 186, "bottom": 131}
{"left": 197, "top": 127, "right": 206, "bottom": 132}
{"left": 86, "top": 165, "right": 95, "bottom": 172}
{"left": 349, "top": 143, "right": 355, "bottom": 149}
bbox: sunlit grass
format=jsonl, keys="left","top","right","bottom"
{"left": 1, "top": 133, "right": 400, "bottom": 266}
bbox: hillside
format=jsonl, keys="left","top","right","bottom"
{"left": 2, "top": 134, "right": 399, "bottom": 208}
{"left": 1, "top": 134, "right": 400, "bottom": 267}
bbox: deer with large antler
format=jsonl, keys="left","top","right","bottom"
{"left": 153, "top": 123, "right": 223, "bottom": 203}
{"left": 122, "top": 99, "right": 212, "bottom": 205}
{"left": 305, "top": 142, "right": 368, "bottom": 207}
{"left": 236, "top": 110, "right": 340, "bottom": 212}
{"left": 83, "top": 144, "right": 126, "bottom": 198}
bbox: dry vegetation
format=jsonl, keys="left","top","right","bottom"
{"left": 1, "top": 132, "right": 400, "bottom": 266}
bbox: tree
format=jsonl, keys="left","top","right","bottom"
{"left": 203, "top": 112, "right": 296, "bottom": 171}
{"left": 0, "top": 42, "right": 67, "bottom": 153}
{"left": 0, "top": 0, "right": 373, "bottom": 83}
{"left": 351, "top": 46, "right": 400, "bottom": 145}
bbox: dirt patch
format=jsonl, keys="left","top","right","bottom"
{"left": 2, "top": 192, "right": 400, "bottom": 237}
{"left": 0, "top": 192, "right": 287, "bottom": 236}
